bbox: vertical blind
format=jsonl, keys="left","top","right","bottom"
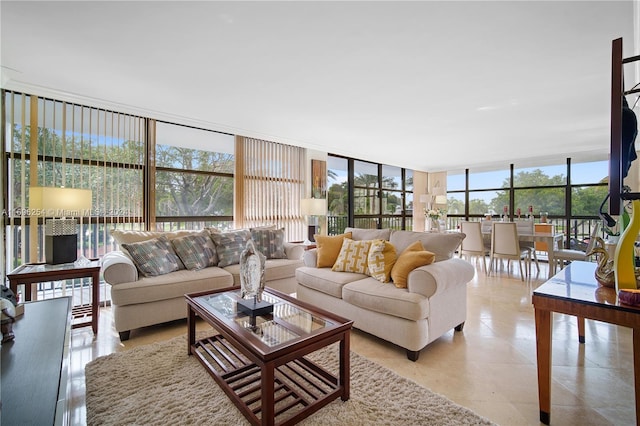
{"left": 3, "top": 91, "right": 146, "bottom": 273}
{"left": 237, "top": 136, "right": 306, "bottom": 242}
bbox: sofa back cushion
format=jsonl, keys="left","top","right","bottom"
{"left": 344, "top": 227, "right": 391, "bottom": 242}
{"left": 111, "top": 229, "right": 199, "bottom": 245}
{"left": 389, "top": 230, "right": 465, "bottom": 262}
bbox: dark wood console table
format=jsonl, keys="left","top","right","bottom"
{"left": 533, "top": 261, "right": 640, "bottom": 425}
{"left": 1, "top": 297, "right": 72, "bottom": 425}
{"left": 7, "top": 260, "right": 100, "bottom": 334}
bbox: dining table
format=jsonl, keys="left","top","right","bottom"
{"left": 480, "top": 226, "right": 565, "bottom": 279}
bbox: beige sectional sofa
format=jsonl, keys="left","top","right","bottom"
{"left": 295, "top": 227, "right": 474, "bottom": 361}
{"left": 102, "top": 228, "right": 304, "bottom": 341}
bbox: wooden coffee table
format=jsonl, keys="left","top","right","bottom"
{"left": 186, "top": 287, "right": 353, "bottom": 426}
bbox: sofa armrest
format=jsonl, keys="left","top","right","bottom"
{"left": 284, "top": 242, "right": 305, "bottom": 260}
{"left": 407, "top": 258, "right": 475, "bottom": 298}
{"left": 102, "top": 251, "right": 138, "bottom": 285}
{"left": 302, "top": 248, "right": 318, "bottom": 267}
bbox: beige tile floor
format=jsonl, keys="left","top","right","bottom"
{"left": 69, "top": 260, "right": 636, "bottom": 425}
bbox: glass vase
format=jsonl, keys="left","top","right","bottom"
{"left": 614, "top": 199, "right": 640, "bottom": 291}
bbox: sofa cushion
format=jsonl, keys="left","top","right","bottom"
{"left": 391, "top": 241, "right": 436, "bottom": 288}
{"left": 110, "top": 267, "right": 234, "bottom": 306}
{"left": 224, "top": 258, "right": 303, "bottom": 286}
{"left": 332, "top": 238, "right": 372, "bottom": 274}
{"left": 111, "top": 229, "right": 199, "bottom": 246}
{"left": 250, "top": 228, "right": 287, "bottom": 259}
{"left": 368, "top": 239, "right": 397, "bottom": 283}
{"left": 314, "top": 232, "right": 353, "bottom": 268}
{"left": 389, "top": 230, "right": 464, "bottom": 262}
{"left": 295, "top": 266, "right": 366, "bottom": 298}
{"left": 121, "top": 236, "right": 183, "bottom": 277}
{"left": 342, "top": 278, "right": 429, "bottom": 322}
{"left": 171, "top": 230, "right": 218, "bottom": 270}
{"left": 344, "top": 227, "right": 391, "bottom": 242}
{"left": 210, "top": 229, "right": 252, "bottom": 267}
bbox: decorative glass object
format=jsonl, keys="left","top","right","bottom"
{"left": 240, "top": 239, "right": 266, "bottom": 302}
{"left": 238, "top": 240, "right": 272, "bottom": 322}
{"left": 0, "top": 298, "right": 16, "bottom": 343}
{"left": 614, "top": 199, "right": 640, "bottom": 291}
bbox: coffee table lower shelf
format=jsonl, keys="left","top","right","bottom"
{"left": 192, "top": 334, "right": 343, "bottom": 426}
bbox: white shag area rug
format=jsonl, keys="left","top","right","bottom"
{"left": 85, "top": 334, "right": 495, "bottom": 425}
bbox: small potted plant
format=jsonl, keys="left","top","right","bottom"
{"left": 603, "top": 226, "right": 620, "bottom": 244}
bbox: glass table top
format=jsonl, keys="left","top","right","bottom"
{"left": 9, "top": 259, "right": 101, "bottom": 276}
{"left": 195, "top": 290, "right": 335, "bottom": 347}
{"left": 533, "top": 261, "right": 640, "bottom": 312}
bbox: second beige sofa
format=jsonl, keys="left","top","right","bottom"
{"left": 295, "top": 227, "right": 474, "bottom": 361}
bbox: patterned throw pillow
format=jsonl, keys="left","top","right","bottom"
{"left": 171, "top": 230, "right": 218, "bottom": 270}
{"left": 250, "top": 228, "right": 286, "bottom": 259}
{"left": 210, "top": 229, "right": 252, "bottom": 267}
{"left": 332, "top": 238, "right": 373, "bottom": 274}
{"left": 121, "top": 235, "right": 182, "bottom": 277}
{"left": 390, "top": 241, "right": 436, "bottom": 288}
{"left": 368, "top": 239, "right": 397, "bottom": 283}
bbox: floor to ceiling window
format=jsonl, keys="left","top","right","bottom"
{"left": 154, "top": 121, "right": 235, "bottom": 231}
{"left": 3, "top": 91, "right": 146, "bottom": 272}
{"left": 447, "top": 159, "right": 609, "bottom": 248}
{"left": 327, "top": 154, "right": 413, "bottom": 234}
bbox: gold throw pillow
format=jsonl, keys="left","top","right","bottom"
{"left": 315, "top": 232, "right": 353, "bottom": 268}
{"left": 391, "top": 240, "right": 435, "bottom": 288}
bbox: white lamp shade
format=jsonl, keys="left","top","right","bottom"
{"left": 29, "top": 187, "right": 92, "bottom": 216}
{"left": 434, "top": 195, "right": 447, "bottom": 205}
{"left": 300, "top": 198, "right": 326, "bottom": 216}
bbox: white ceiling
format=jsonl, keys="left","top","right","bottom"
{"left": 1, "top": 1, "right": 639, "bottom": 173}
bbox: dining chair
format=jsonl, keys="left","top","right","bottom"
{"left": 553, "top": 222, "right": 601, "bottom": 273}
{"left": 515, "top": 220, "right": 540, "bottom": 275}
{"left": 489, "top": 222, "right": 531, "bottom": 281}
{"left": 459, "top": 221, "right": 489, "bottom": 272}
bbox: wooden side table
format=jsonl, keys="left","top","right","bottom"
{"left": 7, "top": 260, "right": 101, "bottom": 334}
{"left": 533, "top": 261, "right": 640, "bottom": 425}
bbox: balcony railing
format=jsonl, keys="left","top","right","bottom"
{"left": 328, "top": 216, "right": 414, "bottom": 235}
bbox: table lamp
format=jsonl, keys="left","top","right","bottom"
{"left": 419, "top": 194, "right": 432, "bottom": 210}
{"left": 434, "top": 195, "right": 447, "bottom": 205}
{"left": 300, "top": 198, "right": 327, "bottom": 243}
{"left": 29, "top": 186, "right": 93, "bottom": 264}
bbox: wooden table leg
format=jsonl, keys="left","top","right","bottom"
{"left": 535, "top": 307, "right": 552, "bottom": 425}
{"left": 577, "top": 316, "right": 585, "bottom": 344}
{"left": 91, "top": 270, "right": 100, "bottom": 334}
{"left": 634, "top": 328, "right": 640, "bottom": 426}
{"left": 340, "top": 330, "right": 350, "bottom": 401}
{"left": 261, "top": 361, "right": 275, "bottom": 425}
{"left": 547, "top": 241, "right": 556, "bottom": 279}
{"left": 187, "top": 306, "right": 196, "bottom": 355}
